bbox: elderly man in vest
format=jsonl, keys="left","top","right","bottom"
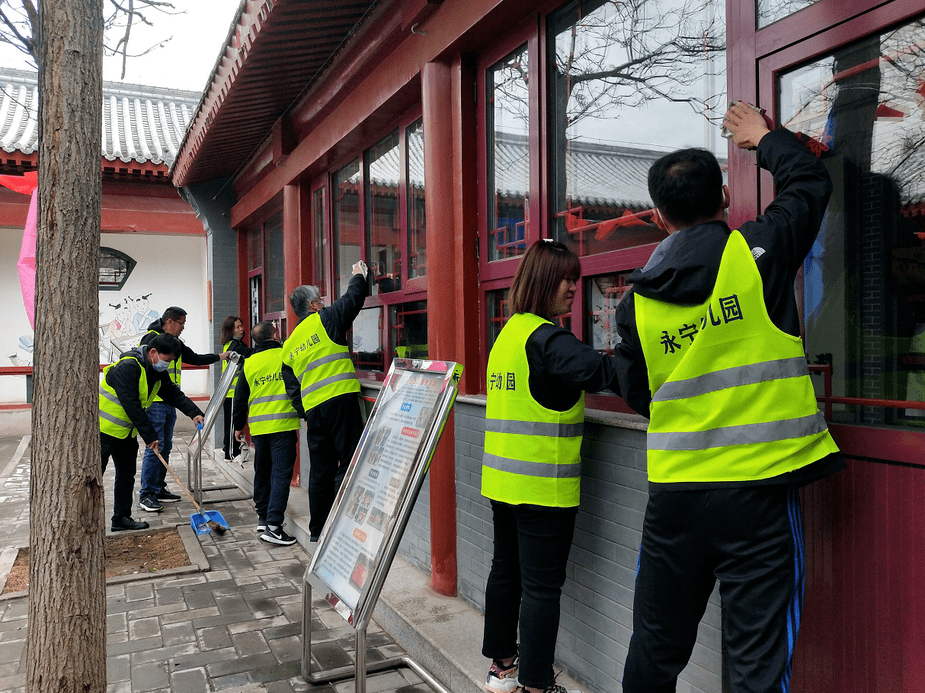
{"left": 137, "top": 306, "right": 228, "bottom": 513}
{"left": 100, "top": 333, "right": 205, "bottom": 532}
{"left": 233, "top": 321, "right": 301, "bottom": 546}
{"left": 282, "top": 261, "right": 369, "bottom": 541}
{"left": 615, "top": 102, "right": 845, "bottom": 693}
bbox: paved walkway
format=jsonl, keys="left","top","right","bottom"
{"left": 0, "top": 434, "right": 429, "bottom": 693}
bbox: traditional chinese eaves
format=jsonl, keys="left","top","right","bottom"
{"left": 0, "top": 68, "right": 200, "bottom": 173}
{"left": 172, "top": 0, "right": 379, "bottom": 188}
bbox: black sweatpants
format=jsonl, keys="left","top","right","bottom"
{"left": 304, "top": 394, "right": 364, "bottom": 537}
{"left": 623, "top": 485, "right": 804, "bottom": 693}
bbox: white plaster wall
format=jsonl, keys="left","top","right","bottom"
{"left": 0, "top": 227, "right": 214, "bottom": 403}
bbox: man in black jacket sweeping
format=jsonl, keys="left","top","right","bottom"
{"left": 100, "top": 333, "right": 204, "bottom": 531}
{"left": 616, "top": 102, "right": 844, "bottom": 693}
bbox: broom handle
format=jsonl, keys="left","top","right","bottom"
{"left": 152, "top": 446, "right": 204, "bottom": 515}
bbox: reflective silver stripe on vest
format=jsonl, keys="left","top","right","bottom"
{"left": 100, "top": 409, "right": 133, "bottom": 430}
{"left": 484, "top": 418, "right": 583, "bottom": 438}
{"left": 298, "top": 352, "right": 351, "bottom": 379}
{"left": 251, "top": 393, "right": 293, "bottom": 406}
{"left": 482, "top": 453, "right": 582, "bottom": 479}
{"left": 648, "top": 411, "right": 828, "bottom": 451}
{"left": 99, "top": 387, "right": 121, "bottom": 406}
{"left": 653, "top": 357, "right": 809, "bottom": 402}
{"left": 248, "top": 412, "right": 301, "bottom": 423}
{"left": 301, "top": 371, "right": 359, "bottom": 398}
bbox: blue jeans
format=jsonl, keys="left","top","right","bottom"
{"left": 139, "top": 402, "right": 176, "bottom": 496}
{"left": 252, "top": 429, "right": 298, "bottom": 526}
{"left": 482, "top": 500, "right": 578, "bottom": 690}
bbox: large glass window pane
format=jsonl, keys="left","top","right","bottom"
{"left": 352, "top": 306, "right": 384, "bottom": 373}
{"left": 778, "top": 16, "right": 925, "bottom": 427}
{"left": 264, "top": 212, "right": 285, "bottom": 314}
{"left": 313, "top": 186, "right": 327, "bottom": 299}
{"left": 757, "top": 0, "right": 821, "bottom": 29}
{"left": 367, "top": 132, "right": 401, "bottom": 295}
{"left": 488, "top": 44, "right": 530, "bottom": 262}
{"left": 334, "top": 159, "right": 361, "bottom": 298}
{"left": 407, "top": 119, "right": 427, "bottom": 279}
{"left": 247, "top": 226, "right": 262, "bottom": 271}
{"left": 548, "top": 0, "right": 726, "bottom": 257}
{"left": 586, "top": 271, "right": 636, "bottom": 355}
{"left": 391, "top": 301, "right": 428, "bottom": 359}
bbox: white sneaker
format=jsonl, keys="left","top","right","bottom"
{"left": 485, "top": 657, "right": 520, "bottom": 693}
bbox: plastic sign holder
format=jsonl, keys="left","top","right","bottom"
{"left": 302, "top": 358, "right": 462, "bottom": 693}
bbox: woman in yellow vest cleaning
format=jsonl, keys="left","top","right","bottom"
{"left": 482, "top": 240, "right": 620, "bottom": 693}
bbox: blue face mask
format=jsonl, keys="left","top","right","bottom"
{"left": 152, "top": 357, "right": 171, "bottom": 372}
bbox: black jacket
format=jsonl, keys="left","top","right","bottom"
{"left": 141, "top": 319, "right": 221, "bottom": 367}
{"left": 104, "top": 347, "right": 203, "bottom": 445}
{"left": 232, "top": 340, "right": 303, "bottom": 430}
{"left": 282, "top": 271, "right": 369, "bottom": 413}
{"left": 614, "top": 128, "right": 843, "bottom": 487}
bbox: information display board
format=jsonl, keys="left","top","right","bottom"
{"left": 307, "top": 359, "right": 462, "bottom": 623}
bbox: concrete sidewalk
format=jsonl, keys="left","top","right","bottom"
{"left": 0, "top": 430, "right": 587, "bottom": 693}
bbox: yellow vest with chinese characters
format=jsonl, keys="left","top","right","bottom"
{"left": 242, "top": 347, "right": 301, "bottom": 436}
{"left": 481, "top": 312, "right": 585, "bottom": 507}
{"left": 635, "top": 230, "right": 838, "bottom": 484}
{"left": 99, "top": 352, "right": 161, "bottom": 439}
{"left": 281, "top": 312, "right": 360, "bottom": 412}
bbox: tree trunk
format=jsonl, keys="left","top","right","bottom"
{"left": 27, "top": 2, "right": 106, "bottom": 691}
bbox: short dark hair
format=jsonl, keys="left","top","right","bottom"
{"left": 510, "top": 240, "right": 581, "bottom": 320}
{"left": 162, "top": 306, "right": 188, "bottom": 323}
{"left": 251, "top": 321, "right": 276, "bottom": 343}
{"left": 146, "top": 333, "right": 183, "bottom": 360}
{"left": 648, "top": 148, "right": 724, "bottom": 228}
{"left": 220, "top": 315, "right": 242, "bottom": 345}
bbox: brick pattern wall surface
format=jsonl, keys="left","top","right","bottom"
{"left": 451, "top": 401, "right": 722, "bottom": 693}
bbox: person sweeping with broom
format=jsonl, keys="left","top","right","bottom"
{"left": 99, "top": 333, "right": 205, "bottom": 532}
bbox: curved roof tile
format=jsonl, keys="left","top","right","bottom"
{"left": 0, "top": 67, "right": 201, "bottom": 166}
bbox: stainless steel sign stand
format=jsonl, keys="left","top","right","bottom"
{"left": 302, "top": 358, "right": 462, "bottom": 693}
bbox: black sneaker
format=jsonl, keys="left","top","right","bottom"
{"left": 111, "top": 516, "right": 149, "bottom": 531}
{"left": 138, "top": 494, "right": 163, "bottom": 512}
{"left": 256, "top": 522, "right": 267, "bottom": 533}
{"left": 155, "top": 490, "right": 181, "bottom": 503}
{"left": 260, "top": 525, "right": 296, "bottom": 546}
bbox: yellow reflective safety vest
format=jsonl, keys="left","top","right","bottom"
{"left": 635, "top": 230, "right": 839, "bottom": 484}
{"left": 242, "top": 347, "right": 301, "bottom": 436}
{"left": 222, "top": 340, "right": 241, "bottom": 399}
{"left": 481, "top": 313, "right": 585, "bottom": 508}
{"left": 281, "top": 312, "right": 360, "bottom": 412}
{"left": 99, "top": 352, "right": 161, "bottom": 439}
{"left": 147, "top": 328, "right": 181, "bottom": 403}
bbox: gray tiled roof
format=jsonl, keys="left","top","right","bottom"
{"left": 0, "top": 68, "right": 201, "bottom": 166}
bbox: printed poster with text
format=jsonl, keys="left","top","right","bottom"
{"left": 310, "top": 360, "right": 461, "bottom": 615}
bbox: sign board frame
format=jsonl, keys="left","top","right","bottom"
{"left": 306, "top": 358, "right": 462, "bottom": 629}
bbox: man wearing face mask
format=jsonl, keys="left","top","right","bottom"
{"left": 137, "top": 306, "right": 228, "bottom": 513}
{"left": 100, "top": 333, "right": 205, "bottom": 531}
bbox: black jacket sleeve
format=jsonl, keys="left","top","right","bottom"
{"left": 281, "top": 363, "right": 307, "bottom": 419}
{"left": 524, "top": 324, "right": 620, "bottom": 412}
{"left": 319, "top": 271, "right": 370, "bottom": 346}
{"left": 232, "top": 373, "right": 251, "bottom": 431}
{"left": 181, "top": 342, "right": 220, "bottom": 367}
{"left": 106, "top": 357, "right": 157, "bottom": 444}
{"left": 154, "top": 372, "right": 204, "bottom": 420}
{"left": 614, "top": 291, "right": 652, "bottom": 418}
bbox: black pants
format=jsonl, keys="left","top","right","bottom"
{"left": 623, "top": 485, "right": 804, "bottom": 693}
{"left": 252, "top": 429, "right": 298, "bottom": 527}
{"left": 304, "top": 394, "right": 364, "bottom": 537}
{"left": 482, "top": 500, "right": 577, "bottom": 690}
{"left": 100, "top": 432, "right": 139, "bottom": 523}
{"left": 222, "top": 397, "right": 241, "bottom": 460}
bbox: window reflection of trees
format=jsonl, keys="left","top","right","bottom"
{"left": 548, "top": 0, "right": 726, "bottom": 256}
{"left": 756, "top": 0, "right": 822, "bottom": 29}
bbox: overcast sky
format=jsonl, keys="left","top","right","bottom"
{"left": 0, "top": 1, "right": 242, "bottom": 94}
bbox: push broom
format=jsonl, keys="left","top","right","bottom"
{"left": 152, "top": 446, "right": 229, "bottom": 535}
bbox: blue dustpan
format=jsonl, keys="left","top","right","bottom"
{"left": 190, "top": 509, "right": 230, "bottom": 535}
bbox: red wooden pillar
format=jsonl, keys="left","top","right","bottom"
{"left": 283, "top": 182, "right": 308, "bottom": 485}
{"left": 423, "top": 59, "right": 461, "bottom": 596}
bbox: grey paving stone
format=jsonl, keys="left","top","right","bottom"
{"left": 233, "top": 630, "right": 271, "bottom": 656}
{"left": 125, "top": 583, "right": 155, "bottom": 603}
{"left": 216, "top": 593, "right": 252, "bottom": 615}
{"left": 210, "top": 672, "right": 253, "bottom": 690}
{"left": 131, "top": 661, "right": 169, "bottom": 691}
{"left": 131, "top": 641, "right": 199, "bottom": 665}
{"left": 107, "top": 634, "right": 162, "bottom": 657}
{"left": 199, "top": 624, "right": 233, "bottom": 650}
{"left": 207, "top": 651, "right": 277, "bottom": 677}
{"left": 168, "top": 666, "right": 209, "bottom": 693}
{"left": 268, "top": 635, "right": 301, "bottom": 664}
{"left": 107, "top": 611, "right": 127, "bottom": 634}
{"left": 0, "top": 637, "right": 24, "bottom": 665}
{"left": 106, "top": 653, "right": 131, "bottom": 683}
{"left": 249, "top": 659, "right": 300, "bottom": 683}
{"left": 162, "top": 620, "right": 197, "bottom": 646}
{"left": 160, "top": 606, "right": 220, "bottom": 625}
{"left": 171, "top": 645, "right": 237, "bottom": 671}
{"left": 129, "top": 616, "right": 161, "bottom": 640}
